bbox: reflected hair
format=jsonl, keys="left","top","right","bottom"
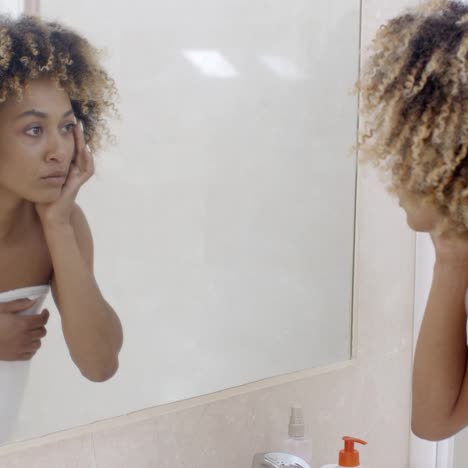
{"left": 355, "top": 0, "right": 468, "bottom": 233}
{"left": 0, "top": 13, "right": 120, "bottom": 156}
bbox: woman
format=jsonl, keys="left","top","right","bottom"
{"left": 0, "top": 13, "right": 123, "bottom": 384}
{"left": 356, "top": 0, "right": 468, "bottom": 441}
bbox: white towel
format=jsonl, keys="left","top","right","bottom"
{"left": 0, "top": 285, "right": 50, "bottom": 443}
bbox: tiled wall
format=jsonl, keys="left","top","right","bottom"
{"left": 0, "top": 0, "right": 418, "bottom": 466}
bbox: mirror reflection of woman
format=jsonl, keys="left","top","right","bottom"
{"left": 356, "top": 0, "right": 468, "bottom": 441}
{"left": 0, "top": 14, "right": 123, "bottom": 383}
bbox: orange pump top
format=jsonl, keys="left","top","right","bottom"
{"left": 338, "top": 436, "right": 368, "bottom": 467}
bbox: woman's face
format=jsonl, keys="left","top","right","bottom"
{"left": 397, "top": 189, "right": 443, "bottom": 232}
{"left": 0, "top": 75, "right": 76, "bottom": 204}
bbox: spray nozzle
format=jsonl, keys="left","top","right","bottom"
{"left": 338, "top": 436, "right": 368, "bottom": 467}
{"left": 288, "top": 406, "right": 305, "bottom": 439}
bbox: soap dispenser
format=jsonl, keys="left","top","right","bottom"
{"left": 320, "top": 436, "right": 368, "bottom": 468}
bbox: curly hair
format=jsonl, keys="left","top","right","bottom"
{"left": 0, "top": 13, "right": 120, "bottom": 160}
{"left": 356, "top": 0, "right": 468, "bottom": 233}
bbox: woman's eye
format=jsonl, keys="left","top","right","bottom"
{"left": 25, "top": 123, "right": 76, "bottom": 137}
{"left": 25, "top": 126, "right": 41, "bottom": 136}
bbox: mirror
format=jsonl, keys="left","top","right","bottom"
{"left": 0, "top": 0, "right": 360, "bottom": 445}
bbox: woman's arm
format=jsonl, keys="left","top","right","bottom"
{"left": 45, "top": 205, "right": 123, "bottom": 383}
{"left": 412, "top": 234, "right": 468, "bottom": 441}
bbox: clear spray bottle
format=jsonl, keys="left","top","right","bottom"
{"left": 283, "top": 406, "right": 313, "bottom": 464}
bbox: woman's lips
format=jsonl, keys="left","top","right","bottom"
{"left": 42, "top": 176, "right": 66, "bottom": 185}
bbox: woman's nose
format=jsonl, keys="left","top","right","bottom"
{"left": 45, "top": 150, "right": 67, "bottom": 163}
{"left": 46, "top": 138, "right": 70, "bottom": 163}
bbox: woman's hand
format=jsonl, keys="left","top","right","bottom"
{"left": 34, "top": 120, "right": 94, "bottom": 227}
{"left": 430, "top": 230, "right": 468, "bottom": 317}
{"left": 430, "top": 231, "right": 468, "bottom": 267}
{"left": 0, "top": 299, "right": 49, "bottom": 361}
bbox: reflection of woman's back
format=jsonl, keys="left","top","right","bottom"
{"left": 0, "top": 285, "right": 49, "bottom": 443}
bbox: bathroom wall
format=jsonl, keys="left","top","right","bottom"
{"left": 453, "top": 429, "right": 468, "bottom": 466}
{"left": 0, "top": 0, "right": 418, "bottom": 466}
